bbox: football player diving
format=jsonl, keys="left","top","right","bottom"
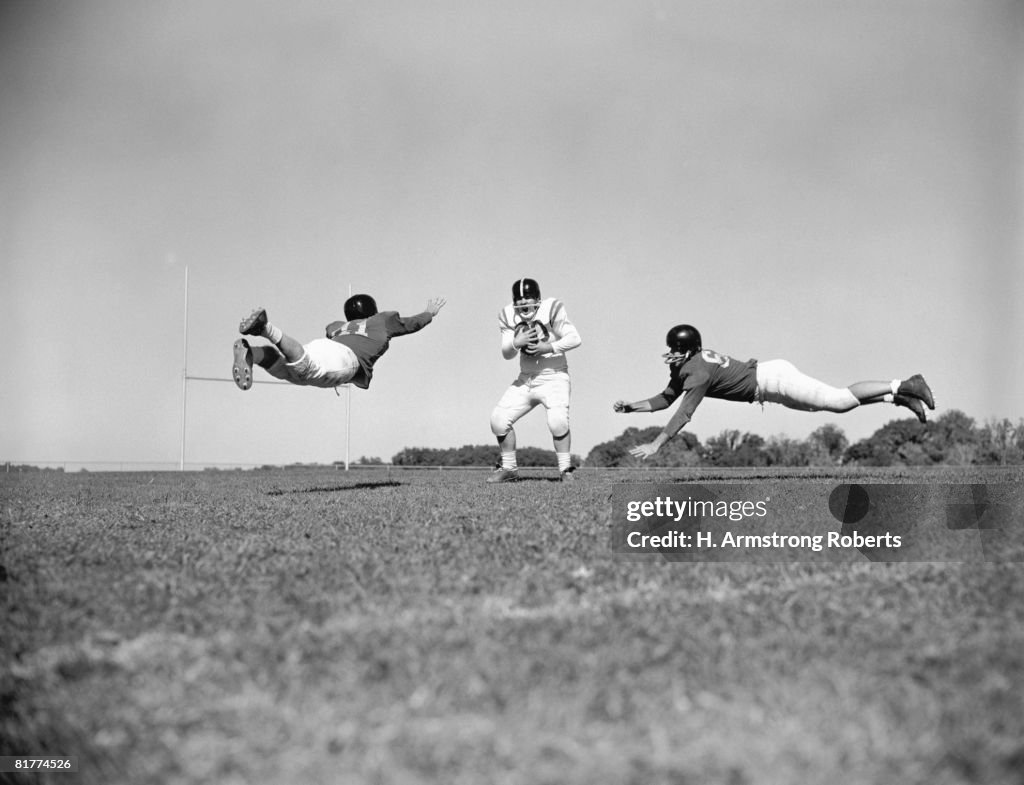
{"left": 232, "top": 294, "right": 446, "bottom": 391}
{"left": 614, "top": 324, "right": 935, "bottom": 460}
{"left": 488, "top": 278, "right": 582, "bottom": 482}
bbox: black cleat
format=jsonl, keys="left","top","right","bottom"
{"left": 894, "top": 393, "right": 927, "bottom": 424}
{"left": 232, "top": 338, "right": 253, "bottom": 390}
{"left": 898, "top": 374, "right": 935, "bottom": 410}
{"left": 239, "top": 308, "right": 268, "bottom": 336}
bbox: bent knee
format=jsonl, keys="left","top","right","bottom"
{"left": 546, "top": 408, "right": 570, "bottom": 436}
{"left": 490, "top": 407, "right": 514, "bottom": 437}
{"left": 826, "top": 392, "right": 860, "bottom": 413}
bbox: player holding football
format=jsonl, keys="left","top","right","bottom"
{"left": 232, "top": 294, "right": 446, "bottom": 391}
{"left": 488, "top": 278, "right": 582, "bottom": 482}
{"left": 614, "top": 324, "right": 935, "bottom": 460}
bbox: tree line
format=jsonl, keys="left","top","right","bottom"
{"left": 585, "top": 410, "right": 1024, "bottom": 467}
{"left": 370, "top": 410, "right": 1024, "bottom": 468}
{"left": 385, "top": 445, "right": 583, "bottom": 468}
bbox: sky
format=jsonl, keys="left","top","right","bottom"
{"left": 2, "top": 0, "right": 1022, "bottom": 469}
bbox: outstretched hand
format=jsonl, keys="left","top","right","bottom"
{"left": 426, "top": 297, "right": 447, "bottom": 316}
{"left": 629, "top": 443, "right": 660, "bottom": 460}
{"left": 613, "top": 400, "right": 631, "bottom": 413}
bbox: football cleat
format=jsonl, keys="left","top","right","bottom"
{"left": 232, "top": 339, "right": 253, "bottom": 391}
{"left": 898, "top": 374, "right": 935, "bottom": 410}
{"left": 239, "top": 308, "right": 268, "bottom": 336}
{"left": 486, "top": 467, "right": 521, "bottom": 484}
{"left": 559, "top": 468, "right": 577, "bottom": 483}
{"left": 893, "top": 393, "right": 927, "bottom": 424}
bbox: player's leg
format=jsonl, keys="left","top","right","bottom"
{"left": 552, "top": 430, "right": 574, "bottom": 480}
{"left": 250, "top": 344, "right": 284, "bottom": 369}
{"left": 497, "top": 429, "right": 517, "bottom": 458}
{"left": 757, "top": 360, "right": 932, "bottom": 423}
{"left": 239, "top": 308, "right": 304, "bottom": 363}
{"left": 849, "top": 377, "right": 934, "bottom": 423}
{"left": 756, "top": 360, "right": 856, "bottom": 412}
{"left": 488, "top": 380, "right": 535, "bottom": 482}
{"left": 233, "top": 338, "right": 293, "bottom": 390}
{"left": 538, "top": 372, "right": 575, "bottom": 480}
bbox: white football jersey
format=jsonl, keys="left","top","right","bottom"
{"left": 498, "top": 297, "right": 581, "bottom": 374}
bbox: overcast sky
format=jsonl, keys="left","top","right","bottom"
{"left": 2, "top": 0, "right": 1021, "bottom": 468}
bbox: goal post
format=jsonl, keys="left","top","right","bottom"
{"left": 178, "top": 264, "right": 352, "bottom": 471}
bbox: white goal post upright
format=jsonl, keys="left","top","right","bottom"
{"left": 180, "top": 262, "right": 188, "bottom": 471}
{"left": 345, "top": 283, "right": 352, "bottom": 472}
{"left": 178, "top": 264, "right": 352, "bottom": 471}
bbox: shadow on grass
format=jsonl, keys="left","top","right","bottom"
{"left": 266, "top": 481, "right": 404, "bottom": 496}
{"left": 489, "top": 477, "right": 569, "bottom": 485}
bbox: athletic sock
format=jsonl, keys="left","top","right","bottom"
{"left": 890, "top": 379, "right": 901, "bottom": 396}
{"left": 556, "top": 452, "right": 572, "bottom": 473}
{"left": 264, "top": 323, "right": 284, "bottom": 345}
{"left": 501, "top": 452, "right": 517, "bottom": 471}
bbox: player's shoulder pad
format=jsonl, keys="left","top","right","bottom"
{"left": 534, "top": 297, "right": 560, "bottom": 325}
{"left": 325, "top": 319, "right": 347, "bottom": 337}
{"left": 681, "top": 361, "right": 712, "bottom": 386}
{"left": 498, "top": 304, "right": 516, "bottom": 329}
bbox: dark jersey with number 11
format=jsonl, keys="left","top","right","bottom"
{"left": 647, "top": 350, "right": 759, "bottom": 427}
{"left": 325, "top": 310, "right": 434, "bottom": 389}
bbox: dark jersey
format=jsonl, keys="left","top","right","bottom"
{"left": 324, "top": 310, "right": 433, "bottom": 389}
{"left": 649, "top": 349, "right": 759, "bottom": 426}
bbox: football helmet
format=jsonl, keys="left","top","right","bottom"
{"left": 512, "top": 278, "right": 541, "bottom": 320}
{"left": 511, "top": 278, "right": 541, "bottom": 302}
{"left": 663, "top": 324, "right": 701, "bottom": 365}
{"left": 344, "top": 294, "right": 378, "bottom": 320}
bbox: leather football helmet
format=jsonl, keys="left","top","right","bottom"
{"left": 664, "top": 324, "right": 701, "bottom": 365}
{"left": 344, "top": 294, "right": 378, "bottom": 320}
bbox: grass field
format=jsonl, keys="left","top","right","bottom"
{"left": 3, "top": 466, "right": 1024, "bottom": 785}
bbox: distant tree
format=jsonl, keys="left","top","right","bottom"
{"left": 390, "top": 444, "right": 579, "bottom": 468}
{"left": 585, "top": 437, "right": 633, "bottom": 468}
{"left": 704, "top": 430, "right": 768, "bottom": 467}
{"left": 763, "top": 435, "right": 812, "bottom": 467}
{"left": 516, "top": 446, "right": 582, "bottom": 468}
{"left": 924, "top": 410, "right": 979, "bottom": 465}
{"left": 585, "top": 426, "right": 702, "bottom": 467}
{"left": 806, "top": 424, "right": 849, "bottom": 465}
{"left": 976, "top": 418, "right": 1024, "bottom": 465}
{"left": 445, "top": 445, "right": 498, "bottom": 466}
{"left": 356, "top": 456, "right": 384, "bottom": 465}
{"left": 844, "top": 418, "right": 929, "bottom": 466}
{"left": 392, "top": 447, "right": 430, "bottom": 466}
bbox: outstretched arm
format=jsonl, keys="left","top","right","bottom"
{"left": 613, "top": 397, "right": 669, "bottom": 413}
{"left": 628, "top": 402, "right": 694, "bottom": 459}
{"left": 621, "top": 381, "right": 707, "bottom": 460}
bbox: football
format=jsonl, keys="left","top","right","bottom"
{"left": 514, "top": 321, "right": 548, "bottom": 355}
